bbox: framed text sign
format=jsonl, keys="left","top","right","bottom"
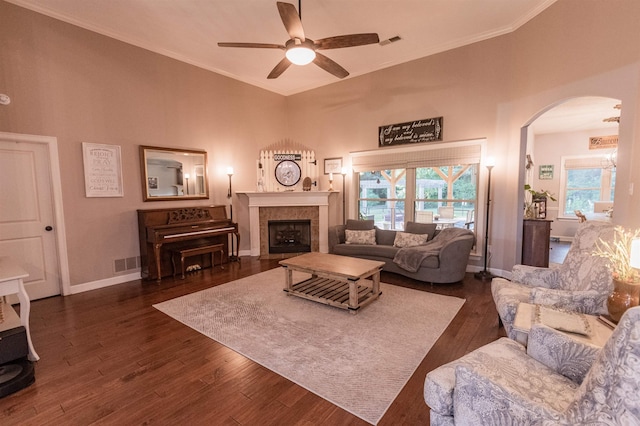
{"left": 539, "top": 165, "right": 554, "bottom": 180}
{"left": 82, "top": 142, "right": 124, "bottom": 197}
{"left": 378, "top": 117, "right": 443, "bottom": 147}
{"left": 589, "top": 135, "right": 618, "bottom": 150}
{"left": 324, "top": 157, "right": 343, "bottom": 174}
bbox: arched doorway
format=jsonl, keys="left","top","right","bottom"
{"left": 518, "top": 96, "right": 621, "bottom": 264}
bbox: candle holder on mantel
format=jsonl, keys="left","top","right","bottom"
{"left": 329, "top": 172, "right": 334, "bottom": 191}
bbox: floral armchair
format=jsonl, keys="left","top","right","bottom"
{"left": 491, "top": 220, "right": 615, "bottom": 338}
{"left": 424, "top": 306, "right": 640, "bottom": 425}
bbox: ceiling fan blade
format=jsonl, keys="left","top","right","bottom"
{"left": 313, "top": 53, "right": 349, "bottom": 79}
{"left": 267, "top": 57, "right": 292, "bottom": 79}
{"left": 277, "top": 2, "right": 305, "bottom": 41}
{"left": 314, "top": 33, "right": 380, "bottom": 50}
{"left": 218, "top": 42, "right": 285, "bottom": 49}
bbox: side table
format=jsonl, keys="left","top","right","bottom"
{"left": 0, "top": 257, "right": 39, "bottom": 361}
{"left": 512, "top": 302, "right": 612, "bottom": 348}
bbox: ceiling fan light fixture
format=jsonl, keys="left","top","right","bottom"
{"left": 286, "top": 46, "right": 316, "bottom": 65}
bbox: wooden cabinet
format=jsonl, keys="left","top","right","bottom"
{"left": 522, "top": 219, "right": 552, "bottom": 267}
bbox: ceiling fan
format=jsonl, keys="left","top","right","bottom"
{"left": 217, "top": 1, "right": 379, "bottom": 79}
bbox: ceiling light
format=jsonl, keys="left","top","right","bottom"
{"left": 285, "top": 38, "right": 316, "bottom": 66}
{"left": 286, "top": 46, "right": 315, "bottom": 65}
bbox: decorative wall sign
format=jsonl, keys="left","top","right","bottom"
{"left": 589, "top": 135, "right": 618, "bottom": 150}
{"left": 258, "top": 149, "right": 317, "bottom": 192}
{"left": 82, "top": 142, "right": 124, "bottom": 197}
{"left": 378, "top": 117, "right": 443, "bottom": 147}
{"left": 324, "top": 157, "right": 343, "bottom": 174}
{"left": 539, "top": 165, "right": 554, "bottom": 180}
{"left": 274, "top": 153, "right": 302, "bottom": 161}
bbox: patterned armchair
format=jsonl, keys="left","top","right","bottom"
{"left": 424, "top": 307, "right": 640, "bottom": 425}
{"left": 491, "top": 220, "right": 615, "bottom": 338}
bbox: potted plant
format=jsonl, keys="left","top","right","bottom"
{"left": 593, "top": 226, "right": 640, "bottom": 322}
{"left": 523, "top": 185, "right": 556, "bottom": 219}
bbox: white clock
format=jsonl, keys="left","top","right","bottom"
{"left": 275, "top": 160, "right": 301, "bottom": 187}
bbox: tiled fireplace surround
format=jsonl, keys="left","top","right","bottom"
{"left": 239, "top": 191, "right": 332, "bottom": 258}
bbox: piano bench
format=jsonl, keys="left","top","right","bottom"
{"left": 172, "top": 243, "right": 225, "bottom": 279}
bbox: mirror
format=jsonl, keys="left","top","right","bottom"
{"left": 140, "top": 145, "right": 209, "bottom": 201}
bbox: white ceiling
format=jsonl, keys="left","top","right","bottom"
{"left": 530, "top": 97, "right": 621, "bottom": 135}
{"left": 8, "top": 0, "right": 556, "bottom": 96}
{"left": 7, "top": 0, "right": 620, "bottom": 133}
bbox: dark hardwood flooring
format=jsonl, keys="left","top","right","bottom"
{"left": 1, "top": 257, "right": 506, "bottom": 425}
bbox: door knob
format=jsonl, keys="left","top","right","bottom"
{"left": 45, "top": 226, "right": 53, "bottom": 231}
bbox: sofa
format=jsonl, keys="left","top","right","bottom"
{"left": 328, "top": 219, "right": 475, "bottom": 284}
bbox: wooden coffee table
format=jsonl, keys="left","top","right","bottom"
{"left": 279, "top": 253, "right": 385, "bottom": 313}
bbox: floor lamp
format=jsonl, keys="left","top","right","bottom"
{"left": 341, "top": 167, "right": 347, "bottom": 224}
{"left": 475, "top": 157, "right": 496, "bottom": 282}
{"left": 226, "top": 166, "right": 239, "bottom": 262}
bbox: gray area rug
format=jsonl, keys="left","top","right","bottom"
{"left": 153, "top": 268, "right": 464, "bottom": 424}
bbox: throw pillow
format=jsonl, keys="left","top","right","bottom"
{"left": 394, "top": 232, "right": 429, "bottom": 248}
{"left": 345, "top": 229, "right": 377, "bottom": 245}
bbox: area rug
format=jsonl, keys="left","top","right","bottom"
{"left": 153, "top": 268, "right": 464, "bottom": 424}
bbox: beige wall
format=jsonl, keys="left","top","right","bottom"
{"left": 1, "top": 0, "right": 640, "bottom": 288}
{"left": 0, "top": 1, "right": 287, "bottom": 285}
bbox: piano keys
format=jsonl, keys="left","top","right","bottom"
{"left": 137, "top": 206, "right": 239, "bottom": 281}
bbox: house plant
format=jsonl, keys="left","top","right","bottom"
{"left": 523, "top": 185, "right": 556, "bottom": 219}
{"left": 593, "top": 226, "right": 640, "bottom": 322}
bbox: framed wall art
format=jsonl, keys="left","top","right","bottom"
{"left": 539, "top": 165, "right": 554, "bottom": 180}
{"left": 82, "top": 142, "right": 124, "bottom": 197}
{"left": 324, "top": 157, "right": 343, "bottom": 174}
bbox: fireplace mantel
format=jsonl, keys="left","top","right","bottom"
{"left": 237, "top": 191, "right": 337, "bottom": 256}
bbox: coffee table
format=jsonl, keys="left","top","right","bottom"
{"left": 279, "top": 253, "right": 385, "bottom": 313}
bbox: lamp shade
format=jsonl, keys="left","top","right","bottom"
{"left": 631, "top": 238, "right": 640, "bottom": 269}
{"left": 226, "top": 166, "right": 234, "bottom": 176}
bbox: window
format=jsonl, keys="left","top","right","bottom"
{"left": 415, "top": 165, "right": 477, "bottom": 229}
{"left": 352, "top": 141, "right": 483, "bottom": 234}
{"left": 358, "top": 169, "right": 406, "bottom": 230}
{"left": 560, "top": 155, "right": 616, "bottom": 216}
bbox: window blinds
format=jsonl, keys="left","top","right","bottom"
{"left": 564, "top": 155, "right": 607, "bottom": 169}
{"left": 350, "top": 141, "right": 482, "bottom": 172}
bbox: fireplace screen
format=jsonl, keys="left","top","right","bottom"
{"left": 268, "top": 220, "right": 311, "bottom": 254}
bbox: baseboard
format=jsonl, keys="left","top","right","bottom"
{"left": 69, "top": 271, "right": 142, "bottom": 294}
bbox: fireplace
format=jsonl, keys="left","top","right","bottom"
{"left": 237, "top": 191, "right": 335, "bottom": 257}
{"left": 268, "top": 220, "right": 311, "bottom": 254}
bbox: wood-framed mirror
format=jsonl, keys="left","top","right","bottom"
{"left": 140, "top": 145, "right": 209, "bottom": 201}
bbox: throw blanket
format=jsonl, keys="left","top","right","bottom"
{"left": 393, "top": 227, "right": 473, "bottom": 272}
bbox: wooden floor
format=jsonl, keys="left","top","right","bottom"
{"left": 1, "top": 258, "right": 505, "bottom": 425}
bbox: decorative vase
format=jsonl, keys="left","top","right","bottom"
{"left": 607, "top": 279, "right": 640, "bottom": 322}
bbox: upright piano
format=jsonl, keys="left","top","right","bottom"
{"left": 137, "top": 205, "right": 239, "bottom": 281}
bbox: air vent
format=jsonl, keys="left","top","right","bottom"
{"left": 114, "top": 259, "right": 127, "bottom": 273}
{"left": 379, "top": 35, "right": 402, "bottom": 46}
{"left": 114, "top": 257, "right": 141, "bottom": 274}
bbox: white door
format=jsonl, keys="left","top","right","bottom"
{"left": 0, "top": 138, "right": 61, "bottom": 299}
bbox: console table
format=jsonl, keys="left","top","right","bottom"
{"left": 522, "top": 219, "right": 552, "bottom": 267}
{"left": 0, "top": 257, "right": 39, "bottom": 361}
